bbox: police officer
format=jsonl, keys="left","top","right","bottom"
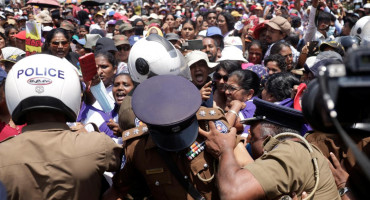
{"left": 106, "top": 75, "right": 226, "bottom": 199}
{"left": 203, "top": 98, "right": 340, "bottom": 199}
{"left": 105, "top": 34, "right": 250, "bottom": 199}
{"left": 0, "top": 54, "right": 122, "bottom": 200}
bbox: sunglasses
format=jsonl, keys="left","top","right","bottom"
{"left": 213, "top": 72, "right": 228, "bottom": 82}
{"left": 117, "top": 45, "right": 131, "bottom": 51}
{"left": 51, "top": 41, "right": 69, "bottom": 47}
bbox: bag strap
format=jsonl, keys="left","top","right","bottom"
{"left": 157, "top": 148, "right": 205, "bottom": 200}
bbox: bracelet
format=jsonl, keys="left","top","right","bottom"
{"left": 228, "top": 110, "right": 239, "bottom": 118}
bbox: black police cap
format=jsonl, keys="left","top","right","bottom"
{"left": 132, "top": 75, "right": 202, "bottom": 151}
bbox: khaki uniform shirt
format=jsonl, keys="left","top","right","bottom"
{"left": 244, "top": 136, "right": 340, "bottom": 200}
{"left": 0, "top": 122, "right": 122, "bottom": 200}
{"left": 113, "top": 107, "right": 229, "bottom": 200}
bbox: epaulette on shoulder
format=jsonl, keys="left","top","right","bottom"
{"left": 196, "top": 106, "right": 225, "bottom": 121}
{"left": 122, "top": 124, "right": 149, "bottom": 142}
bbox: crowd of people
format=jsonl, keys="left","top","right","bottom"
{"left": 0, "top": 0, "right": 369, "bottom": 199}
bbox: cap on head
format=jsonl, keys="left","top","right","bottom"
{"left": 241, "top": 98, "right": 305, "bottom": 131}
{"left": 5, "top": 54, "right": 81, "bottom": 125}
{"left": 319, "top": 41, "right": 345, "bottom": 56}
{"left": 206, "top": 26, "right": 223, "bottom": 38}
{"left": 185, "top": 50, "right": 217, "bottom": 71}
{"left": 95, "top": 37, "right": 118, "bottom": 53}
{"left": 132, "top": 75, "right": 202, "bottom": 151}
{"left": 113, "top": 35, "right": 129, "bottom": 46}
{"left": 267, "top": 16, "right": 291, "bottom": 35}
{"left": 128, "top": 34, "right": 190, "bottom": 83}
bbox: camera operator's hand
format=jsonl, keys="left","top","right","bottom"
{"left": 328, "top": 152, "right": 349, "bottom": 189}
{"left": 200, "top": 81, "right": 213, "bottom": 101}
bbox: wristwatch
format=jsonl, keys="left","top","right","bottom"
{"left": 338, "top": 187, "right": 349, "bottom": 197}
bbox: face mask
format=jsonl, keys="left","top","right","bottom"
{"left": 327, "top": 26, "right": 335, "bottom": 38}
{"left": 135, "top": 26, "right": 144, "bottom": 35}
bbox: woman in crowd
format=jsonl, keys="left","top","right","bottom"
{"left": 0, "top": 33, "right": 6, "bottom": 50}
{"left": 224, "top": 70, "right": 260, "bottom": 135}
{"left": 43, "top": 28, "right": 80, "bottom": 67}
{"left": 213, "top": 60, "right": 240, "bottom": 111}
{"left": 270, "top": 41, "right": 294, "bottom": 71}
{"left": 180, "top": 19, "right": 196, "bottom": 40}
{"left": 217, "top": 12, "right": 235, "bottom": 37}
{"left": 162, "top": 14, "right": 177, "bottom": 34}
{"left": 5, "top": 26, "right": 17, "bottom": 47}
{"left": 247, "top": 40, "right": 264, "bottom": 65}
{"left": 78, "top": 51, "right": 124, "bottom": 138}
{"left": 132, "top": 18, "right": 145, "bottom": 36}
{"left": 107, "top": 72, "right": 135, "bottom": 136}
{"left": 261, "top": 72, "right": 300, "bottom": 105}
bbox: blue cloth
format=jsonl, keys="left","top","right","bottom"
{"left": 277, "top": 98, "right": 312, "bottom": 135}
{"left": 77, "top": 102, "right": 119, "bottom": 138}
{"left": 240, "top": 96, "right": 258, "bottom": 134}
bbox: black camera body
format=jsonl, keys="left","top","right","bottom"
{"left": 302, "top": 47, "right": 370, "bottom": 133}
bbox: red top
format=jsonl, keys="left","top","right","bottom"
{"left": 0, "top": 122, "right": 25, "bottom": 142}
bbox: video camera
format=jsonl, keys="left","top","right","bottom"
{"left": 302, "top": 46, "right": 370, "bottom": 133}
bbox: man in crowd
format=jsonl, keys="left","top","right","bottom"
{"left": 202, "top": 37, "right": 220, "bottom": 62}
{"left": 203, "top": 98, "right": 340, "bottom": 199}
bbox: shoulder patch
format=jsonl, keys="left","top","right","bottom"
{"left": 196, "top": 106, "right": 224, "bottom": 120}
{"left": 215, "top": 120, "right": 228, "bottom": 134}
{"left": 122, "top": 124, "right": 149, "bottom": 142}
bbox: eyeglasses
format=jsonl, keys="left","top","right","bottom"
{"left": 213, "top": 72, "right": 228, "bottom": 82}
{"left": 223, "top": 84, "right": 242, "bottom": 93}
{"left": 51, "top": 41, "right": 69, "bottom": 47}
{"left": 117, "top": 45, "right": 131, "bottom": 51}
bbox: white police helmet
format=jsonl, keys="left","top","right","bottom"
{"left": 5, "top": 54, "right": 81, "bottom": 124}
{"left": 360, "top": 20, "right": 370, "bottom": 46}
{"left": 350, "top": 16, "right": 370, "bottom": 38}
{"left": 128, "top": 34, "right": 190, "bottom": 83}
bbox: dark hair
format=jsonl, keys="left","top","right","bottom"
{"left": 217, "top": 12, "right": 234, "bottom": 32}
{"left": 270, "top": 41, "right": 291, "bottom": 55}
{"left": 114, "top": 72, "right": 132, "bottom": 82}
{"left": 181, "top": 18, "right": 196, "bottom": 28}
{"left": 206, "top": 11, "right": 216, "bottom": 19}
{"left": 248, "top": 39, "right": 268, "bottom": 56}
{"left": 229, "top": 70, "right": 261, "bottom": 96}
{"left": 43, "top": 28, "right": 70, "bottom": 51}
{"left": 95, "top": 51, "right": 117, "bottom": 68}
{"left": 291, "top": 16, "right": 301, "bottom": 28}
{"left": 5, "top": 26, "right": 17, "bottom": 39}
{"left": 229, "top": 69, "right": 261, "bottom": 96}
{"left": 78, "top": 25, "right": 89, "bottom": 31}
{"left": 285, "top": 33, "right": 299, "bottom": 48}
{"left": 264, "top": 54, "right": 286, "bottom": 72}
{"left": 265, "top": 72, "right": 300, "bottom": 101}
{"left": 343, "top": 16, "right": 357, "bottom": 30}
{"left": 162, "top": 14, "right": 176, "bottom": 26}
{"left": 77, "top": 10, "right": 89, "bottom": 25}
{"left": 215, "top": 60, "right": 241, "bottom": 75}
{"left": 317, "top": 11, "right": 332, "bottom": 25}
{"left": 0, "top": 32, "right": 6, "bottom": 42}
{"left": 132, "top": 18, "right": 145, "bottom": 27}
{"left": 204, "top": 36, "right": 219, "bottom": 48}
